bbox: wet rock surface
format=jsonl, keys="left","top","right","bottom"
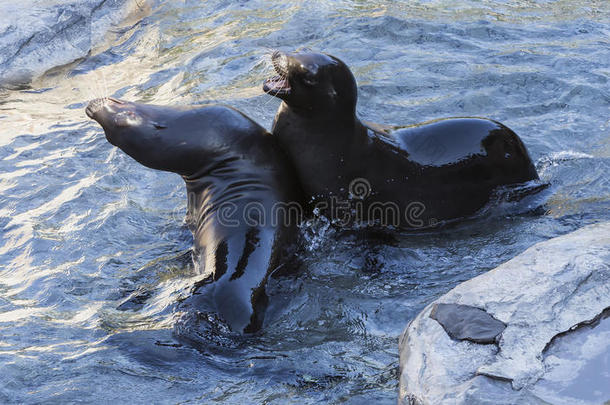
{"left": 399, "top": 222, "right": 610, "bottom": 405}
{"left": 429, "top": 303, "right": 506, "bottom": 344}
{"left": 0, "top": 0, "right": 144, "bottom": 87}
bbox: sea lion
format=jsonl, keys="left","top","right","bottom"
{"left": 263, "top": 51, "right": 540, "bottom": 228}
{"left": 86, "top": 97, "right": 303, "bottom": 333}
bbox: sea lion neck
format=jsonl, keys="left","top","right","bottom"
{"left": 275, "top": 101, "right": 362, "bottom": 136}
{"left": 271, "top": 102, "right": 368, "bottom": 199}
{"left": 182, "top": 155, "right": 242, "bottom": 185}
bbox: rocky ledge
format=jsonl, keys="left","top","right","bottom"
{"left": 0, "top": 0, "right": 148, "bottom": 87}
{"left": 399, "top": 222, "right": 610, "bottom": 405}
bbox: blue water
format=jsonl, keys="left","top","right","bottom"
{"left": 0, "top": 1, "right": 609, "bottom": 403}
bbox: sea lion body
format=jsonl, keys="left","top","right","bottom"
{"left": 264, "top": 51, "right": 540, "bottom": 228}
{"left": 87, "top": 98, "right": 302, "bottom": 333}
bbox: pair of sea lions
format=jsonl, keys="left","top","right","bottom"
{"left": 86, "top": 51, "right": 540, "bottom": 333}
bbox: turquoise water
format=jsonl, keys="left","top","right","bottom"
{"left": 0, "top": 1, "right": 609, "bottom": 403}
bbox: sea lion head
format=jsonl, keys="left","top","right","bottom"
{"left": 86, "top": 98, "right": 246, "bottom": 176}
{"left": 263, "top": 50, "right": 358, "bottom": 114}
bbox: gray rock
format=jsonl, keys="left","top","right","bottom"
{"left": 429, "top": 303, "right": 506, "bottom": 344}
{"left": 0, "top": 0, "right": 148, "bottom": 87}
{"left": 399, "top": 222, "right": 610, "bottom": 405}
{"left": 532, "top": 310, "right": 610, "bottom": 405}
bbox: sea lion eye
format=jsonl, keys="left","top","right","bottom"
{"left": 302, "top": 71, "right": 317, "bottom": 86}
{"left": 298, "top": 63, "right": 318, "bottom": 86}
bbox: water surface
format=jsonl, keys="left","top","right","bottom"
{"left": 0, "top": 1, "right": 609, "bottom": 403}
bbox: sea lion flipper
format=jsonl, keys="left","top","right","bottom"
{"left": 210, "top": 227, "right": 276, "bottom": 333}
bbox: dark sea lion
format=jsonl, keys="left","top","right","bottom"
{"left": 263, "top": 51, "right": 541, "bottom": 229}
{"left": 86, "top": 98, "right": 303, "bottom": 333}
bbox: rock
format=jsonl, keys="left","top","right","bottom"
{"left": 0, "top": 0, "right": 148, "bottom": 88}
{"left": 429, "top": 303, "right": 506, "bottom": 344}
{"left": 398, "top": 222, "right": 610, "bottom": 405}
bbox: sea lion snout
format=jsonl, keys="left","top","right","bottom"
{"left": 263, "top": 51, "right": 291, "bottom": 96}
{"left": 271, "top": 50, "right": 289, "bottom": 76}
{"left": 85, "top": 97, "right": 126, "bottom": 119}
{"left": 85, "top": 98, "right": 106, "bottom": 118}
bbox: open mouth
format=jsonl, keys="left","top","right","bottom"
{"left": 263, "top": 51, "right": 291, "bottom": 96}
{"left": 263, "top": 76, "right": 291, "bottom": 95}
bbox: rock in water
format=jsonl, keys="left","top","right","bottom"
{"left": 0, "top": 0, "right": 149, "bottom": 87}
{"left": 399, "top": 222, "right": 610, "bottom": 405}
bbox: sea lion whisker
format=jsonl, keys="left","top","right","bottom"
{"left": 87, "top": 81, "right": 96, "bottom": 103}
{"left": 261, "top": 73, "right": 288, "bottom": 106}
{"left": 253, "top": 52, "right": 279, "bottom": 80}
{"left": 92, "top": 72, "right": 103, "bottom": 100}
{"left": 101, "top": 71, "right": 109, "bottom": 101}
{"left": 83, "top": 81, "right": 95, "bottom": 105}
{"left": 89, "top": 79, "right": 98, "bottom": 101}
{"left": 93, "top": 76, "right": 105, "bottom": 102}
{"left": 261, "top": 47, "right": 278, "bottom": 60}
